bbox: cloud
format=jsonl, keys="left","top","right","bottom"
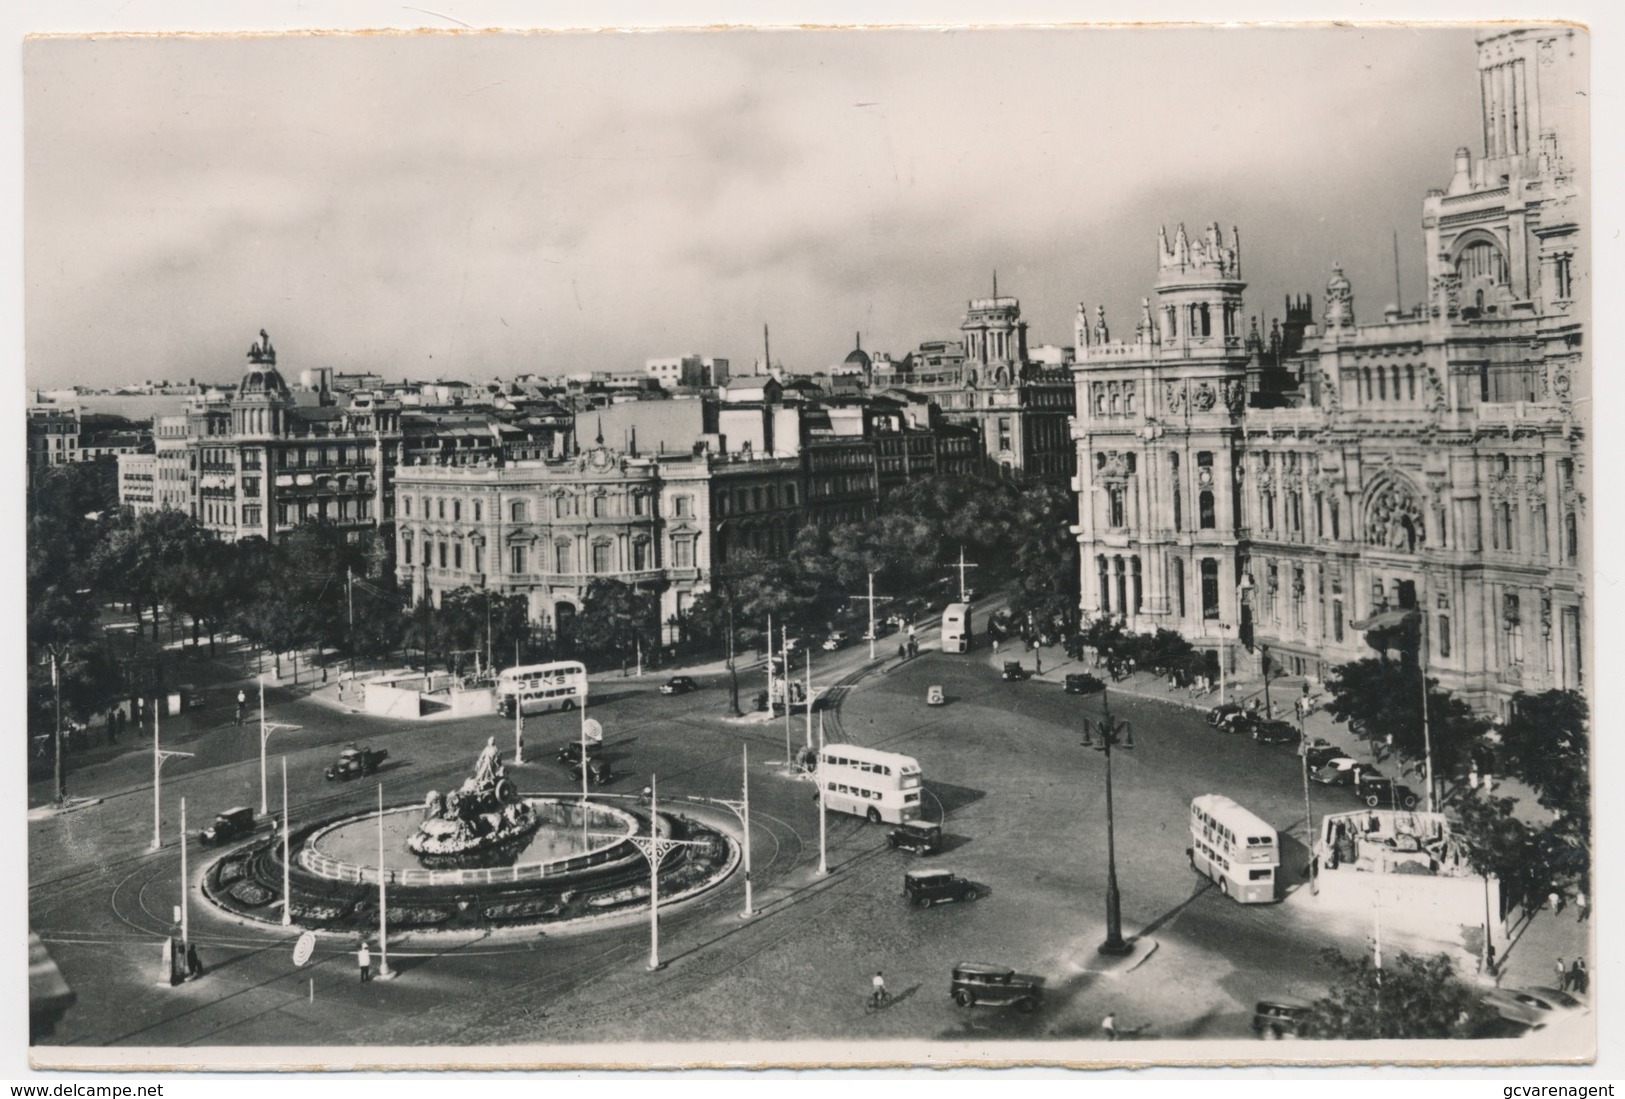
{"left": 24, "top": 25, "right": 1487, "bottom": 387}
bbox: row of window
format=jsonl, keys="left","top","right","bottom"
{"left": 400, "top": 493, "right": 691, "bottom": 523}
{"left": 717, "top": 483, "right": 798, "bottom": 515}
{"left": 404, "top": 533, "right": 692, "bottom": 575}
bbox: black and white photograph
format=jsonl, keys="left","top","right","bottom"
{"left": 17, "top": 9, "right": 1598, "bottom": 1072}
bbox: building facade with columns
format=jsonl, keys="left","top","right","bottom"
{"left": 1070, "top": 25, "right": 1587, "bottom": 714}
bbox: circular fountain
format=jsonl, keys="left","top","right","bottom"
{"left": 201, "top": 739, "right": 738, "bottom": 933}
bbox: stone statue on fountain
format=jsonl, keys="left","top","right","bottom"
{"left": 407, "top": 735, "right": 540, "bottom": 867}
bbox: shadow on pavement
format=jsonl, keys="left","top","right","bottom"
{"left": 926, "top": 781, "right": 986, "bottom": 817}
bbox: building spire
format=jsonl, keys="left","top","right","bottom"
{"left": 596, "top": 415, "right": 604, "bottom": 445}
{"left": 992, "top": 269, "right": 998, "bottom": 298}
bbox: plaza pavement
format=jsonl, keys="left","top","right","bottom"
{"left": 980, "top": 641, "right": 1590, "bottom": 996}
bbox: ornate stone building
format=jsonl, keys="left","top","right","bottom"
{"left": 1070, "top": 26, "right": 1587, "bottom": 714}
{"left": 870, "top": 290, "right": 1076, "bottom": 482}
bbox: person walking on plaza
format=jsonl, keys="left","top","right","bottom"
{"left": 236, "top": 689, "right": 247, "bottom": 727}
{"left": 870, "top": 970, "right": 889, "bottom": 1009}
{"left": 358, "top": 940, "right": 372, "bottom": 983}
{"left": 1576, "top": 891, "right": 1589, "bottom": 922}
{"left": 1101, "top": 1012, "right": 1118, "bottom": 1041}
{"left": 1570, "top": 959, "right": 1588, "bottom": 996}
{"left": 1555, "top": 956, "right": 1567, "bottom": 991}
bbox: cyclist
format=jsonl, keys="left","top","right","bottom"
{"left": 870, "top": 971, "right": 889, "bottom": 1008}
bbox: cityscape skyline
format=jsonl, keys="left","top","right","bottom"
{"left": 25, "top": 26, "right": 1481, "bottom": 391}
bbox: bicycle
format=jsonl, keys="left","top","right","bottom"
{"left": 866, "top": 987, "right": 893, "bottom": 1013}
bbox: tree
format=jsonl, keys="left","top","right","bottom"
{"left": 1322, "top": 658, "right": 1488, "bottom": 781}
{"left": 1497, "top": 689, "right": 1589, "bottom": 887}
{"left": 1302, "top": 948, "right": 1498, "bottom": 1040}
{"left": 1454, "top": 789, "right": 1541, "bottom": 934}
{"left": 575, "top": 579, "right": 660, "bottom": 670}
{"left": 1006, "top": 481, "right": 1079, "bottom": 634}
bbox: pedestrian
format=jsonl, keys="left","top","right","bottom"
{"left": 908, "top": 638, "right": 918, "bottom": 659}
{"left": 1576, "top": 891, "right": 1589, "bottom": 922}
{"left": 186, "top": 942, "right": 203, "bottom": 979}
{"left": 236, "top": 689, "right": 247, "bottom": 726}
{"left": 1555, "top": 956, "right": 1567, "bottom": 991}
{"left": 338, "top": 679, "right": 346, "bottom": 703}
{"left": 897, "top": 643, "right": 907, "bottom": 663}
{"left": 1570, "top": 958, "right": 1588, "bottom": 996}
{"left": 871, "top": 970, "right": 887, "bottom": 1007}
{"left": 1101, "top": 1012, "right": 1118, "bottom": 1041}
{"left": 358, "top": 940, "right": 372, "bottom": 983}
{"left": 1549, "top": 890, "right": 1563, "bottom": 914}
{"left": 992, "top": 637, "right": 1001, "bottom": 656}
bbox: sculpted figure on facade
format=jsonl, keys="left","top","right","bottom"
{"left": 1364, "top": 479, "right": 1426, "bottom": 552}
{"left": 1165, "top": 380, "right": 1186, "bottom": 415}
{"left": 1222, "top": 379, "right": 1245, "bottom": 413}
{"left": 1192, "top": 382, "right": 1217, "bottom": 412}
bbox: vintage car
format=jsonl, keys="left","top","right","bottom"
{"left": 659, "top": 676, "right": 698, "bottom": 696}
{"left": 1312, "top": 758, "right": 1360, "bottom": 785}
{"left": 1355, "top": 773, "right": 1421, "bottom": 809}
{"left": 949, "top": 962, "right": 1042, "bottom": 1012}
{"left": 1483, "top": 986, "right": 1589, "bottom": 1031}
{"left": 1251, "top": 719, "right": 1302, "bottom": 746}
{"left": 326, "top": 746, "right": 387, "bottom": 781}
{"left": 557, "top": 741, "right": 602, "bottom": 766}
{"left": 568, "top": 757, "right": 614, "bottom": 786}
{"left": 1001, "top": 661, "right": 1031, "bottom": 681}
{"left": 198, "top": 806, "right": 255, "bottom": 847}
{"left": 904, "top": 868, "right": 980, "bottom": 906}
{"left": 1064, "top": 672, "right": 1107, "bottom": 695}
{"left": 1252, "top": 999, "right": 1313, "bottom": 1039}
{"left": 1300, "top": 739, "right": 1352, "bottom": 769}
{"left": 822, "top": 630, "right": 850, "bottom": 652}
{"left": 888, "top": 821, "right": 942, "bottom": 855}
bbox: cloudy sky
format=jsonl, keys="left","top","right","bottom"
{"left": 25, "top": 24, "right": 1489, "bottom": 390}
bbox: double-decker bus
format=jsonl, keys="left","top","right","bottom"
{"left": 496, "top": 661, "right": 588, "bottom": 717}
{"left": 816, "top": 744, "right": 925, "bottom": 825}
{"left": 1189, "top": 794, "right": 1279, "bottom": 903}
{"left": 941, "top": 602, "right": 973, "bottom": 653}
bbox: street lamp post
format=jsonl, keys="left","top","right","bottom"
{"left": 50, "top": 651, "right": 64, "bottom": 806}
{"left": 1261, "top": 643, "right": 1273, "bottom": 717}
{"left": 281, "top": 756, "right": 292, "bottom": 927}
{"left": 1084, "top": 689, "right": 1134, "bottom": 957}
{"left": 1297, "top": 696, "right": 1318, "bottom": 896}
{"left": 150, "top": 706, "right": 194, "bottom": 851}
{"left": 258, "top": 675, "right": 301, "bottom": 816}
{"left": 375, "top": 783, "right": 395, "bottom": 980}
{"left": 816, "top": 712, "right": 829, "bottom": 876}
{"left": 602, "top": 775, "right": 705, "bottom": 971}
{"left": 725, "top": 599, "right": 742, "bottom": 717}
{"left": 688, "top": 746, "right": 757, "bottom": 916}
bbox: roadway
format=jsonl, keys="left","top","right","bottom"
{"left": 29, "top": 631, "right": 1376, "bottom": 1054}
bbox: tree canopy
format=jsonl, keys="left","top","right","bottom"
{"left": 1302, "top": 948, "right": 1498, "bottom": 1040}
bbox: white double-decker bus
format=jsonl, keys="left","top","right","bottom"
{"left": 496, "top": 661, "right": 588, "bottom": 716}
{"left": 1189, "top": 794, "right": 1279, "bottom": 903}
{"left": 816, "top": 744, "right": 924, "bottom": 825}
{"left": 941, "top": 602, "right": 972, "bottom": 653}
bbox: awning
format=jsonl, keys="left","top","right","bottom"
{"left": 1350, "top": 608, "right": 1420, "bottom": 631}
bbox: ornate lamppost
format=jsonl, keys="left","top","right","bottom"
{"left": 1082, "top": 689, "right": 1134, "bottom": 957}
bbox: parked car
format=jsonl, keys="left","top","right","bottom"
{"left": 822, "top": 630, "right": 849, "bottom": 652}
{"left": 198, "top": 806, "right": 255, "bottom": 847}
{"left": 949, "top": 962, "right": 1042, "bottom": 1012}
{"left": 1252, "top": 999, "right": 1312, "bottom": 1039}
{"left": 1355, "top": 774, "right": 1420, "bottom": 809}
{"left": 1251, "top": 719, "right": 1302, "bottom": 746}
{"left": 557, "top": 741, "right": 602, "bottom": 766}
{"left": 1216, "top": 710, "right": 1257, "bottom": 735}
{"left": 904, "top": 868, "right": 980, "bottom": 906}
{"left": 862, "top": 620, "right": 895, "bottom": 641}
{"left": 888, "top": 821, "right": 942, "bottom": 855}
{"left": 1312, "top": 758, "right": 1360, "bottom": 785}
{"left": 326, "top": 746, "right": 387, "bottom": 781}
{"left": 568, "top": 757, "right": 614, "bottom": 786}
{"left": 1064, "top": 672, "right": 1106, "bottom": 695}
{"left": 1483, "top": 986, "right": 1589, "bottom": 1031}
{"left": 1301, "top": 739, "right": 1352, "bottom": 769}
{"left": 659, "top": 675, "right": 698, "bottom": 696}
{"left": 1001, "top": 661, "right": 1031, "bottom": 681}
{"left": 1206, "top": 703, "right": 1245, "bottom": 727}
